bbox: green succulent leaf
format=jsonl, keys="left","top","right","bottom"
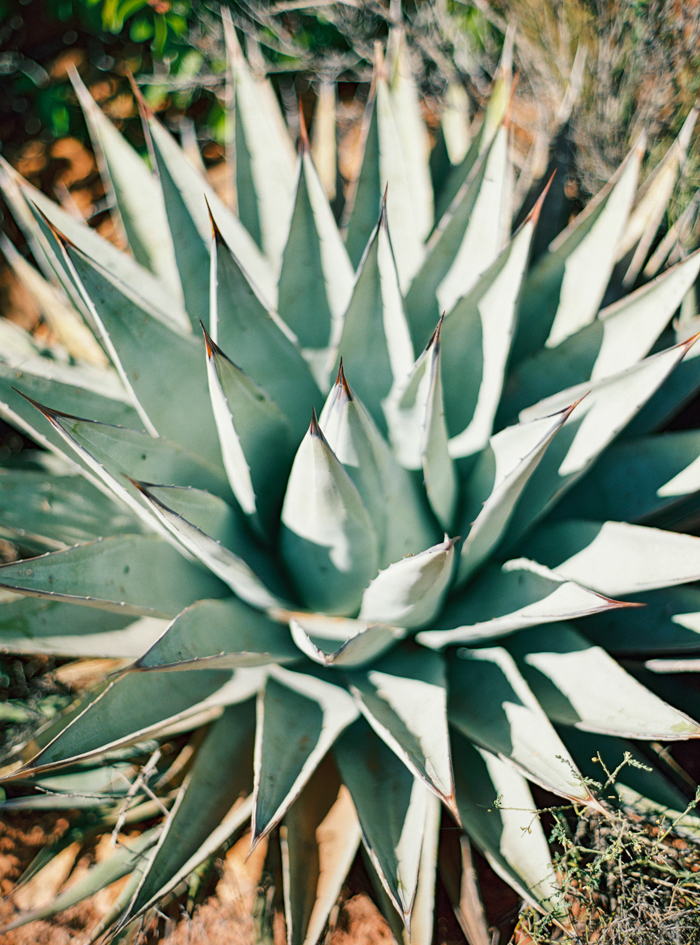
{"left": 513, "top": 136, "right": 642, "bottom": 361}
{"left": 448, "top": 647, "right": 594, "bottom": 803}
{"left": 122, "top": 701, "right": 255, "bottom": 923}
{"left": 451, "top": 729, "right": 560, "bottom": 912}
{"left": 319, "top": 363, "right": 439, "bottom": 567}
{"left": 223, "top": 15, "right": 296, "bottom": 266}
{"left": 503, "top": 338, "right": 699, "bottom": 546}
{"left": 583, "top": 584, "right": 700, "bottom": 655}
{"left": 334, "top": 717, "right": 428, "bottom": 925}
{"left": 252, "top": 667, "right": 358, "bottom": 844}
{"left": 132, "top": 481, "right": 289, "bottom": 611}
{"left": 553, "top": 428, "right": 700, "bottom": 525}
{"left": 507, "top": 624, "right": 700, "bottom": 738}
{"left": 337, "top": 203, "right": 415, "bottom": 435}
{"left": 288, "top": 614, "right": 405, "bottom": 669}
{"left": 146, "top": 112, "right": 276, "bottom": 313}
{"left": 0, "top": 157, "right": 183, "bottom": 325}
{"left": 204, "top": 326, "right": 296, "bottom": 537}
{"left": 419, "top": 558, "right": 630, "bottom": 649}
{"left": 502, "top": 247, "right": 700, "bottom": 420}
{"left": 441, "top": 195, "right": 541, "bottom": 457}
{"left": 0, "top": 596, "right": 164, "bottom": 658}
{"left": 11, "top": 668, "right": 258, "bottom": 776}
{"left": 345, "top": 647, "right": 454, "bottom": 805}
{"left": 210, "top": 219, "right": 323, "bottom": 440}
{"left": 0, "top": 534, "right": 227, "bottom": 617}
{"left": 358, "top": 538, "right": 455, "bottom": 629}
{"left": 278, "top": 149, "right": 354, "bottom": 380}
{"left": 420, "top": 321, "right": 458, "bottom": 531}
{"left": 520, "top": 519, "right": 700, "bottom": 596}
{"left": 134, "top": 597, "right": 298, "bottom": 671}
{"left": 280, "top": 414, "right": 379, "bottom": 616}
{"left": 70, "top": 69, "right": 183, "bottom": 304}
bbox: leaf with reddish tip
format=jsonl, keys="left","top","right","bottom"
{"left": 503, "top": 338, "right": 699, "bottom": 546}
{"left": 279, "top": 414, "right": 378, "bottom": 616}
{"left": 319, "top": 364, "right": 438, "bottom": 568}
{"left": 252, "top": 667, "right": 358, "bottom": 846}
{"left": 419, "top": 558, "right": 633, "bottom": 650}
{"left": 209, "top": 223, "right": 322, "bottom": 441}
{"left": 203, "top": 326, "right": 296, "bottom": 537}
{"left": 278, "top": 151, "right": 354, "bottom": 385}
{"left": 512, "top": 137, "right": 643, "bottom": 362}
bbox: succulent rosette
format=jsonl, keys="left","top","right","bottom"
{"left": 2, "top": 25, "right": 700, "bottom": 943}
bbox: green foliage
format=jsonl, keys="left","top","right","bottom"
{"left": 2, "top": 17, "right": 700, "bottom": 944}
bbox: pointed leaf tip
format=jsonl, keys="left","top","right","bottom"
{"left": 125, "top": 68, "right": 154, "bottom": 120}
{"left": 335, "top": 358, "right": 353, "bottom": 401}
{"left": 204, "top": 196, "right": 226, "bottom": 245}
{"left": 310, "top": 407, "right": 323, "bottom": 438}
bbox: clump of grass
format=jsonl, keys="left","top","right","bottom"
{"left": 515, "top": 756, "right": 700, "bottom": 944}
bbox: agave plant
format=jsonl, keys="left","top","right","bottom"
{"left": 3, "top": 22, "right": 700, "bottom": 943}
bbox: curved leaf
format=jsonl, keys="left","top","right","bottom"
{"left": 279, "top": 414, "right": 378, "bottom": 616}
{"left": 0, "top": 534, "right": 227, "bottom": 617}
{"left": 252, "top": 667, "right": 358, "bottom": 844}
{"left": 134, "top": 597, "right": 298, "bottom": 671}
{"left": 508, "top": 624, "right": 700, "bottom": 739}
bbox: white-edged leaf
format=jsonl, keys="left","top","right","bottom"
{"left": 278, "top": 148, "right": 354, "bottom": 383}
{"left": 203, "top": 326, "right": 296, "bottom": 536}
{"left": 421, "top": 322, "right": 458, "bottom": 531}
{"left": 457, "top": 405, "right": 574, "bottom": 585}
{"left": 279, "top": 414, "right": 378, "bottom": 616}
{"left": 288, "top": 614, "right": 405, "bottom": 669}
{"left": 513, "top": 137, "right": 642, "bottom": 361}
{"left": 345, "top": 647, "right": 454, "bottom": 805}
{"left": 507, "top": 623, "right": 700, "bottom": 739}
{"left": 132, "top": 481, "right": 289, "bottom": 612}
{"left": 419, "top": 558, "right": 628, "bottom": 649}
{"left": 224, "top": 14, "right": 296, "bottom": 265}
{"left": 0, "top": 534, "right": 227, "bottom": 617}
{"left": 502, "top": 247, "right": 700, "bottom": 421}
{"left": 252, "top": 666, "right": 358, "bottom": 844}
{"left": 319, "top": 363, "right": 439, "bottom": 568}
{"left": 337, "top": 204, "right": 415, "bottom": 435}
{"left": 209, "top": 219, "right": 323, "bottom": 440}
{"left": 134, "top": 597, "right": 298, "bottom": 671}
{"left": 123, "top": 701, "right": 255, "bottom": 921}
{"left": 442, "top": 197, "right": 541, "bottom": 458}
{"left": 451, "top": 730, "right": 560, "bottom": 912}
{"left": 359, "top": 538, "right": 455, "bottom": 629}
{"left": 70, "top": 68, "right": 183, "bottom": 303}
{"left": 448, "top": 647, "right": 594, "bottom": 804}
{"left": 334, "top": 717, "right": 428, "bottom": 924}
{"left": 521, "top": 518, "right": 700, "bottom": 596}
{"left": 504, "top": 338, "right": 698, "bottom": 545}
